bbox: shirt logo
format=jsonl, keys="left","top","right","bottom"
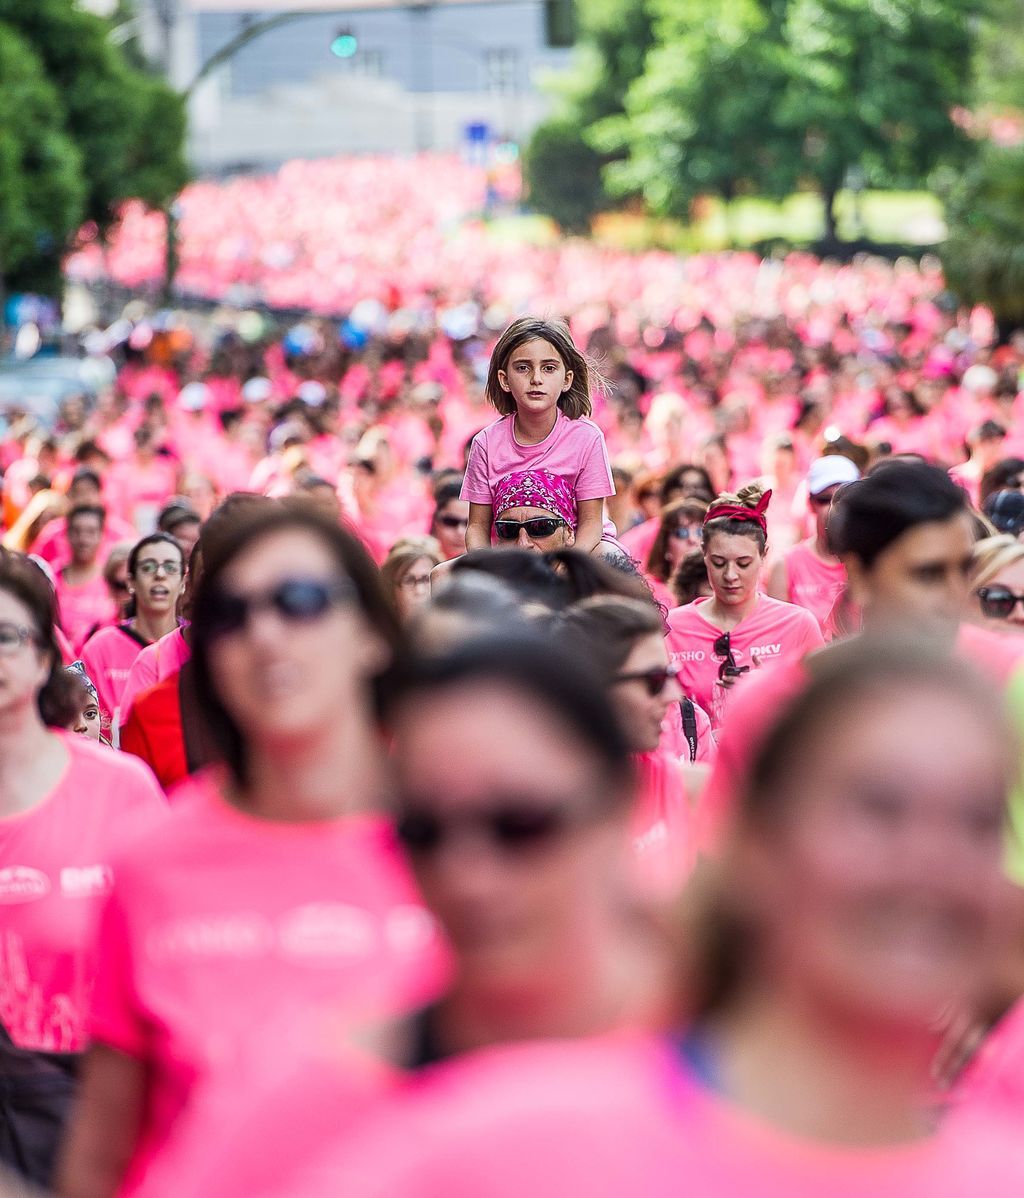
{"left": 674, "top": 650, "right": 706, "bottom": 663}
{"left": 751, "top": 642, "right": 782, "bottom": 659}
{"left": 147, "top": 915, "right": 275, "bottom": 963}
{"left": 60, "top": 865, "right": 114, "bottom": 899}
{"left": 277, "top": 903, "right": 376, "bottom": 962}
{"left": 0, "top": 867, "right": 50, "bottom": 904}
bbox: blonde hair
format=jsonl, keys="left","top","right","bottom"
{"left": 380, "top": 536, "right": 442, "bottom": 612}
{"left": 701, "top": 482, "right": 768, "bottom": 553}
{"left": 971, "top": 534, "right": 1024, "bottom": 589}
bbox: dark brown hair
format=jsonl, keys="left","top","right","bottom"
{"left": 701, "top": 482, "right": 768, "bottom": 555}
{"left": 0, "top": 555, "right": 79, "bottom": 727}
{"left": 646, "top": 497, "right": 709, "bottom": 582}
{"left": 485, "top": 317, "right": 599, "bottom": 420}
{"left": 560, "top": 596, "right": 664, "bottom": 679}
{"left": 190, "top": 502, "right": 404, "bottom": 786}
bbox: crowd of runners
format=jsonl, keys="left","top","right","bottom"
{"left": 2, "top": 244, "right": 1024, "bottom": 1195}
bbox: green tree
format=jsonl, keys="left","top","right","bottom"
{"left": 0, "top": 23, "right": 85, "bottom": 299}
{"left": 942, "top": 144, "right": 1024, "bottom": 326}
{"left": 0, "top": 0, "right": 187, "bottom": 295}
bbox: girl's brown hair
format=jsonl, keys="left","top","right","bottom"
{"left": 485, "top": 317, "right": 600, "bottom": 420}
{"left": 559, "top": 596, "right": 664, "bottom": 679}
{"left": 701, "top": 482, "right": 768, "bottom": 554}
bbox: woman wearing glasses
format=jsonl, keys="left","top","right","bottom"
{"left": 665, "top": 483, "right": 823, "bottom": 728}
{"left": 429, "top": 479, "right": 470, "bottom": 561}
{"left": 644, "top": 498, "right": 709, "bottom": 611}
{"left": 380, "top": 536, "right": 441, "bottom": 624}
{"left": 61, "top": 505, "right": 448, "bottom": 1198}
{"left": 80, "top": 534, "right": 186, "bottom": 730}
{"left": 971, "top": 535, "right": 1024, "bottom": 631}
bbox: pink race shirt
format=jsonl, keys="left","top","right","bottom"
{"left": 118, "top": 626, "right": 190, "bottom": 722}
{"left": 87, "top": 770, "right": 449, "bottom": 1194}
{"left": 779, "top": 540, "right": 847, "bottom": 632}
{"left": 461, "top": 412, "right": 614, "bottom": 513}
{"left": 0, "top": 732, "right": 165, "bottom": 1052}
{"left": 665, "top": 595, "right": 824, "bottom": 729}
{"left": 282, "top": 1036, "right": 1024, "bottom": 1198}
{"left": 81, "top": 623, "right": 150, "bottom": 727}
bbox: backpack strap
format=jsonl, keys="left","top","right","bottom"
{"left": 679, "top": 698, "right": 698, "bottom": 764}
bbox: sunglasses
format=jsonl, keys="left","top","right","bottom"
{"left": 713, "top": 631, "right": 750, "bottom": 682}
{"left": 494, "top": 517, "right": 566, "bottom": 541}
{"left": 671, "top": 526, "right": 697, "bottom": 541}
{"left": 395, "top": 802, "right": 580, "bottom": 858}
{"left": 436, "top": 515, "right": 468, "bottom": 530}
{"left": 204, "top": 576, "right": 354, "bottom": 639}
{"left": 978, "top": 585, "right": 1024, "bottom": 620}
{"left": 0, "top": 622, "right": 36, "bottom": 657}
{"left": 614, "top": 663, "right": 680, "bottom": 697}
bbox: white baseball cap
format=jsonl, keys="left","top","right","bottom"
{"left": 807, "top": 455, "right": 860, "bottom": 496}
{"left": 178, "top": 382, "right": 209, "bottom": 412}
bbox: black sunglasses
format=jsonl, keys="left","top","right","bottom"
{"left": 713, "top": 631, "right": 750, "bottom": 682}
{"left": 614, "top": 663, "right": 680, "bottom": 697}
{"left": 436, "top": 515, "right": 468, "bottom": 529}
{"left": 204, "top": 576, "right": 354, "bottom": 639}
{"left": 978, "top": 585, "right": 1024, "bottom": 620}
{"left": 395, "top": 802, "right": 579, "bottom": 858}
{"left": 494, "top": 517, "right": 565, "bottom": 541}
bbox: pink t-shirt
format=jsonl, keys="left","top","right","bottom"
{"left": 274, "top": 1036, "right": 1024, "bottom": 1198}
{"left": 665, "top": 595, "right": 824, "bottom": 729}
{"left": 780, "top": 540, "right": 848, "bottom": 632}
{"left": 87, "top": 770, "right": 449, "bottom": 1193}
{"left": 632, "top": 750, "right": 695, "bottom": 897}
{"left": 0, "top": 732, "right": 165, "bottom": 1051}
{"left": 460, "top": 412, "right": 614, "bottom": 513}
{"left": 54, "top": 571, "right": 118, "bottom": 656}
{"left": 947, "top": 999, "right": 1024, "bottom": 1123}
{"left": 81, "top": 623, "right": 151, "bottom": 727}
{"left": 118, "top": 626, "right": 190, "bottom": 722}
{"left": 32, "top": 514, "right": 138, "bottom": 569}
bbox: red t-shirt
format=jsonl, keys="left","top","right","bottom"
{"left": 0, "top": 732, "right": 164, "bottom": 1051}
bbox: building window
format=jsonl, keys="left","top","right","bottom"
{"left": 484, "top": 48, "right": 518, "bottom": 94}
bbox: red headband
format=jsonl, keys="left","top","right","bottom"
{"left": 703, "top": 488, "right": 772, "bottom": 534}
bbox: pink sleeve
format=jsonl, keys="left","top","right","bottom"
{"left": 574, "top": 427, "right": 615, "bottom": 501}
{"left": 459, "top": 433, "right": 492, "bottom": 505}
{"left": 796, "top": 611, "right": 826, "bottom": 654}
{"left": 88, "top": 879, "right": 149, "bottom": 1059}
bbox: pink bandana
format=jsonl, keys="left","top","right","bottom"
{"left": 493, "top": 470, "right": 577, "bottom": 531}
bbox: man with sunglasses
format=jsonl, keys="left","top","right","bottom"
{"left": 491, "top": 470, "right": 578, "bottom": 553}
{"left": 768, "top": 456, "right": 859, "bottom": 634}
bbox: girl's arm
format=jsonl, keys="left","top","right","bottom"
{"left": 465, "top": 502, "right": 493, "bottom": 552}
{"left": 575, "top": 499, "right": 605, "bottom": 554}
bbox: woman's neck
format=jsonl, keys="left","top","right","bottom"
{"left": 234, "top": 707, "right": 383, "bottom": 823}
{"left": 705, "top": 987, "right": 938, "bottom": 1146}
{"left": 0, "top": 710, "right": 67, "bottom": 817}
{"left": 706, "top": 591, "right": 759, "bottom": 630}
{"left": 514, "top": 407, "right": 558, "bottom": 446}
{"left": 132, "top": 610, "right": 178, "bottom": 643}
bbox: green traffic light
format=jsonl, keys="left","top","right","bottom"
{"left": 330, "top": 31, "right": 358, "bottom": 58}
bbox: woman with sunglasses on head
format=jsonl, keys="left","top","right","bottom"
{"left": 61, "top": 504, "right": 448, "bottom": 1198}
{"left": 0, "top": 556, "right": 163, "bottom": 1063}
{"left": 314, "top": 642, "right": 1024, "bottom": 1198}
{"left": 644, "top": 498, "right": 709, "bottom": 611}
{"left": 81, "top": 534, "right": 186, "bottom": 731}
{"left": 664, "top": 483, "right": 823, "bottom": 729}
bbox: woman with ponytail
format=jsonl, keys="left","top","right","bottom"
{"left": 664, "top": 483, "right": 822, "bottom": 728}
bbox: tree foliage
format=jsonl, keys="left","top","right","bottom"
{"left": 941, "top": 144, "right": 1024, "bottom": 323}
{"left": 0, "top": 0, "right": 187, "bottom": 295}
{"left": 524, "top": 116, "right": 606, "bottom": 235}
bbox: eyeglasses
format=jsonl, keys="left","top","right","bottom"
{"left": 494, "top": 517, "right": 566, "bottom": 541}
{"left": 977, "top": 586, "right": 1024, "bottom": 620}
{"left": 397, "top": 573, "right": 432, "bottom": 591}
{"left": 0, "top": 622, "right": 36, "bottom": 656}
{"left": 436, "top": 515, "right": 468, "bottom": 530}
{"left": 204, "top": 576, "right": 354, "bottom": 639}
{"left": 135, "top": 559, "right": 183, "bottom": 578}
{"left": 614, "top": 663, "right": 680, "bottom": 697}
{"left": 395, "top": 801, "right": 581, "bottom": 859}
{"left": 713, "top": 631, "right": 750, "bottom": 682}
{"left": 671, "top": 526, "right": 697, "bottom": 541}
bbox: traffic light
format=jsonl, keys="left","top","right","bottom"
{"left": 544, "top": 0, "right": 575, "bottom": 47}
{"left": 330, "top": 28, "right": 358, "bottom": 58}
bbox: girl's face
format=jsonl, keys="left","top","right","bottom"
{"left": 611, "top": 633, "right": 682, "bottom": 753}
{"left": 733, "top": 684, "right": 1010, "bottom": 1030}
{"left": 392, "top": 680, "right": 630, "bottom": 990}
{"left": 71, "top": 693, "right": 102, "bottom": 741}
{"left": 0, "top": 591, "right": 49, "bottom": 718}
{"left": 498, "top": 338, "right": 573, "bottom": 422}
{"left": 433, "top": 499, "right": 470, "bottom": 560}
{"left": 703, "top": 531, "right": 765, "bottom": 608}
{"left": 393, "top": 556, "right": 434, "bottom": 623}
{"left": 131, "top": 545, "right": 186, "bottom": 620}
{"left": 207, "top": 529, "right": 387, "bottom": 748}
{"left": 666, "top": 516, "right": 703, "bottom": 573}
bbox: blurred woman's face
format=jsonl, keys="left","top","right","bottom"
{"left": 207, "top": 529, "right": 386, "bottom": 748}
{"left": 665, "top": 515, "right": 703, "bottom": 574}
{"left": 734, "top": 683, "right": 1010, "bottom": 1030}
{"left": 392, "top": 681, "right": 630, "bottom": 989}
{"left": 703, "top": 531, "right": 765, "bottom": 609}
{"left": 977, "top": 556, "right": 1024, "bottom": 629}
{"left": 611, "top": 633, "right": 682, "bottom": 753}
{"left": 433, "top": 500, "right": 470, "bottom": 560}
{"left": 393, "top": 556, "right": 434, "bottom": 623}
{"left": 0, "top": 590, "right": 49, "bottom": 718}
